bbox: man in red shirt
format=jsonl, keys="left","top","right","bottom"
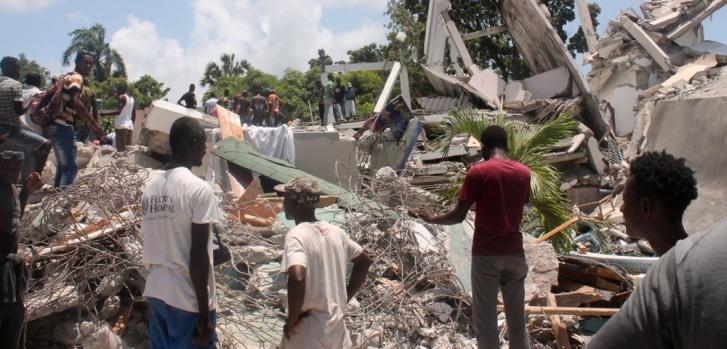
{"left": 411, "top": 125, "right": 531, "bottom": 349}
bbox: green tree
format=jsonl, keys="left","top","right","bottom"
{"left": 200, "top": 53, "right": 250, "bottom": 87}
{"left": 348, "top": 43, "right": 388, "bottom": 63}
{"left": 386, "top": 0, "right": 600, "bottom": 81}
{"left": 133, "top": 75, "right": 170, "bottom": 108}
{"left": 436, "top": 108, "right": 578, "bottom": 252}
{"left": 18, "top": 53, "right": 51, "bottom": 88}
{"left": 88, "top": 77, "right": 139, "bottom": 110}
{"left": 62, "top": 23, "right": 127, "bottom": 82}
{"left": 308, "top": 49, "right": 333, "bottom": 70}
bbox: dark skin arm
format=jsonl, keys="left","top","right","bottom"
{"left": 409, "top": 200, "right": 471, "bottom": 225}
{"left": 285, "top": 265, "right": 309, "bottom": 339}
{"left": 190, "top": 223, "right": 212, "bottom": 345}
{"left": 13, "top": 101, "right": 26, "bottom": 117}
{"left": 177, "top": 94, "right": 186, "bottom": 106}
{"left": 71, "top": 98, "right": 105, "bottom": 138}
{"left": 347, "top": 251, "right": 373, "bottom": 302}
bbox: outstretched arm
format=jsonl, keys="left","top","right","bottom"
{"left": 410, "top": 199, "right": 471, "bottom": 226}
{"left": 347, "top": 251, "right": 373, "bottom": 302}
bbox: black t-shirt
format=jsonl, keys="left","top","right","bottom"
{"left": 0, "top": 184, "right": 19, "bottom": 257}
{"left": 334, "top": 86, "right": 345, "bottom": 103}
{"left": 181, "top": 92, "right": 197, "bottom": 108}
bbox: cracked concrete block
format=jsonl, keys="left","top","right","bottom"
{"left": 523, "top": 67, "right": 572, "bottom": 99}
{"left": 467, "top": 68, "right": 505, "bottom": 108}
{"left": 234, "top": 245, "right": 282, "bottom": 265}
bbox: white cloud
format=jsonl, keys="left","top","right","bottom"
{"left": 66, "top": 11, "right": 90, "bottom": 24}
{"left": 0, "top": 0, "right": 55, "bottom": 12}
{"left": 110, "top": 0, "right": 387, "bottom": 99}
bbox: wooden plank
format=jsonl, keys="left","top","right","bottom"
{"left": 620, "top": 17, "right": 673, "bottom": 72}
{"left": 547, "top": 293, "right": 573, "bottom": 349}
{"left": 667, "top": 0, "right": 727, "bottom": 40}
{"left": 534, "top": 217, "right": 579, "bottom": 244}
{"left": 442, "top": 12, "right": 476, "bottom": 73}
{"left": 374, "top": 62, "right": 402, "bottom": 113}
{"left": 575, "top": 0, "right": 598, "bottom": 53}
{"left": 461, "top": 26, "right": 507, "bottom": 41}
{"left": 497, "top": 305, "right": 619, "bottom": 316}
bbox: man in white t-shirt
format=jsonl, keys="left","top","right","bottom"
{"left": 100, "top": 82, "right": 135, "bottom": 152}
{"left": 141, "top": 116, "right": 219, "bottom": 349}
{"left": 280, "top": 178, "right": 373, "bottom": 349}
{"left": 204, "top": 93, "right": 218, "bottom": 115}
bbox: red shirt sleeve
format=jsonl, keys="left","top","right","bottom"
{"left": 458, "top": 166, "right": 481, "bottom": 205}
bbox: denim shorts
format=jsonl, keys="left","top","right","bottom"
{"left": 147, "top": 297, "right": 217, "bottom": 349}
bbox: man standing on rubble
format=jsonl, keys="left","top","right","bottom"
{"left": 141, "top": 117, "right": 220, "bottom": 349}
{"left": 99, "top": 82, "right": 135, "bottom": 152}
{"left": 251, "top": 91, "right": 268, "bottom": 126}
{"left": 588, "top": 151, "right": 726, "bottom": 348}
{"left": 410, "top": 125, "right": 531, "bottom": 349}
{"left": 280, "top": 177, "right": 373, "bottom": 349}
{"left": 233, "top": 90, "right": 251, "bottom": 125}
{"left": 0, "top": 151, "right": 42, "bottom": 349}
{"left": 0, "top": 57, "right": 51, "bottom": 184}
{"left": 178, "top": 84, "right": 197, "bottom": 109}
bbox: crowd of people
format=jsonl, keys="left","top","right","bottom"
{"left": 2, "top": 48, "right": 727, "bottom": 349}
{"left": 320, "top": 73, "right": 356, "bottom": 125}
{"left": 177, "top": 84, "right": 287, "bottom": 127}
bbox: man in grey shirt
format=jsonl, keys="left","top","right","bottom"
{"left": 589, "top": 151, "right": 720, "bottom": 348}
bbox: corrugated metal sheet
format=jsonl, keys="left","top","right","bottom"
{"left": 416, "top": 96, "right": 463, "bottom": 112}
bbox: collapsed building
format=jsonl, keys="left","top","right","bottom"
{"left": 16, "top": 0, "right": 727, "bottom": 348}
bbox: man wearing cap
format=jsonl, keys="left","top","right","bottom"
{"left": 280, "top": 178, "right": 373, "bottom": 349}
{"left": 0, "top": 151, "right": 42, "bottom": 348}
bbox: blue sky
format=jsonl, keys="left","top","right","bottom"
{"left": 1, "top": 0, "right": 726, "bottom": 97}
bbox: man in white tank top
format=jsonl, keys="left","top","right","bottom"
{"left": 101, "top": 82, "right": 135, "bottom": 152}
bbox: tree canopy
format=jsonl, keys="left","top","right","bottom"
{"left": 18, "top": 53, "right": 51, "bottom": 88}
{"left": 200, "top": 53, "right": 250, "bottom": 87}
{"left": 62, "top": 23, "right": 127, "bottom": 82}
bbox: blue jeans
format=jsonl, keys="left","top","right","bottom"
{"left": 48, "top": 123, "right": 78, "bottom": 188}
{"left": 147, "top": 298, "right": 217, "bottom": 349}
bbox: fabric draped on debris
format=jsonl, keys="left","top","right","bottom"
{"left": 243, "top": 124, "right": 296, "bottom": 165}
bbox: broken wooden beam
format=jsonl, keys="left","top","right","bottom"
{"left": 534, "top": 217, "right": 580, "bottom": 244}
{"left": 547, "top": 293, "right": 573, "bottom": 349}
{"left": 461, "top": 26, "right": 507, "bottom": 41}
{"left": 497, "top": 305, "right": 619, "bottom": 316}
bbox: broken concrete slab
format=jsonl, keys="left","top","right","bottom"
{"left": 293, "top": 131, "right": 356, "bottom": 185}
{"left": 502, "top": 0, "right": 609, "bottom": 139}
{"left": 666, "top": 0, "right": 727, "bottom": 40}
{"left": 641, "top": 53, "right": 718, "bottom": 98}
{"left": 619, "top": 16, "right": 674, "bottom": 72}
{"left": 467, "top": 68, "right": 505, "bottom": 109}
{"left": 523, "top": 67, "right": 573, "bottom": 99}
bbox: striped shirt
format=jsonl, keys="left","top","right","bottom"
{"left": 0, "top": 76, "right": 23, "bottom": 129}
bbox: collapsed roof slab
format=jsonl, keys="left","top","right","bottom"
{"left": 502, "top": 0, "right": 609, "bottom": 139}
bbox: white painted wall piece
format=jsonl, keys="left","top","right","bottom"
{"left": 374, "top": 62, "right": 402, "bottom": 113}
{"left": 523, "top": 66, "right": 572, "bottom": 99}
{"left": 424, "top": 0, "right": 452, "bottom": 73}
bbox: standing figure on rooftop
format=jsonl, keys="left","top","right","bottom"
{"left": 51, "top": 52, "right": 105, "bottom": 188}
{"left": 20, "top": 73, "right": 43, "bottom": 136}
{"left": 141, "top": 117, "right": 220, "bottom": 349}
{"left": 280, "top": 177, "right": 373, "bottom": 349}
{"left": 204, "top": 92, "right": 218, "bottom": 115}
{"left": 251, "top": 91, "right": 268, "bottom": 126}
{"left": 178, "top": 84, "right": 197, "bottom": 109}
{"left": 0, "top": 57, "right": 51, "bottom": 184}
{"left": 410, "top": 125, "right": 531, "bottom": 349}
{"left": 234, "top": 90, "right": 251, "bottom": 125}
{"left": 266, "top": 89, "right": 284, "bottom": 127}
{"left": 100, "top": 82, "right": 135, "bottom": 152}
{"left": 0, "top": 151, "right": 42, "bottom": 349}
{"left": 344, "top": 82, "right": 356, "bottom": 120}
{"left": 323, "top": 74, "right": 335, "bottom": 125}
{"left": 333, "top": 78, "right": 344, "bottom": 122}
